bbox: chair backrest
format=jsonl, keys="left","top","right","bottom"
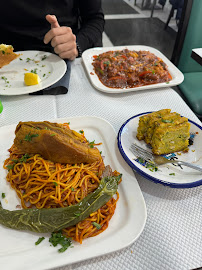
{"left": 171, "top": 0, "right": 202, "bottom": 73}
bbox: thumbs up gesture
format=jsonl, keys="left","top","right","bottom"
{"left": 44, "top": 15, "right": 78, "bottom": 60}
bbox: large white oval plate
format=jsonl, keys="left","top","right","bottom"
{"left": 82, "top": 45, "right": 184, "bottom": 94}
{"left": 117, "top": 112, "right": 202, "bottom": 188}
{"left": 0, "top": 50, "right": 66, "bottom": 95}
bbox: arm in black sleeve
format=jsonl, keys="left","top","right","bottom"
{"left": 76, "top": 0, "right": 105, "bottom": 55}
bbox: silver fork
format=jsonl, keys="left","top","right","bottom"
{"left": 130, "top": 143, "right": 202, "bottom": 173}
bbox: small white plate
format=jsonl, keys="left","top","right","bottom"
{"left": 117, "top": 112, "right": 202, "bottom": 188}
{"left": 0, "top": 116, "right": 146, "bottom": 270}
{"left": 82, "top": 45, "right": 184, "bottom": 94}
{"left": 0, "top": 51, "right": 66, "bottom": 95}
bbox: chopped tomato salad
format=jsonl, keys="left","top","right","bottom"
{"left": 92, "top": 49, "right": 172, "bottom": 89}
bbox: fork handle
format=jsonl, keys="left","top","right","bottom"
{"left": 177, "top": 161, "right": 202, "bottom": 172}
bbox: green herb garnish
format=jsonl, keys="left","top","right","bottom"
{"left": 24, "top": 132, "right": 39, "bottom": 142}
{"left": 161, "top": 119, "right": 174, "bottom": 123}
{"left": 79, "top": 130, "right": 84, "bottom": 134}
{"left": 137, "top": 157, "right": 145, "bottom": 164}
{"left": 19, "top": 153, "right": 30, "bottom": 163}
{"left": 169, "top": 173, "right": 175, "bottom": 176}
{"left": 6, "top": 154, "right": 30, "bottom": 171}
{"left": 89, "top": 140, "right": 95, "bottom": 148}
{"left": 42, "top": 55, "right": 47, "bottom": 61}
{"left": 104, "top": 61, "right": 110, "bottom": 66}
{"left": 1, "top": 76, "right": 7, "bottom": 82}
{"left": 145, "top": 162, "right": 158, "bottom": 172}
{"left": 35, "top": 237, "right": 45, "bottom": 245}
{"left": 53, "top": 182, "right": 58, "bottom": 186}
{"left": 31, "top": 68, "right": 38, "bottom": 74}
{"left": 92, "top": 222, "right": 102, "bottom": 230}
{"left": 49, "top": 231, "right": 72, "bottom": 253}
{"left": 2, "top": 193, "right": 5, "bottom": 199}
{"left": 6, "top": 164, "right": 15, "bottom": 170}
{"left": 97, "top": 68, "right": 104, "bottom": 75}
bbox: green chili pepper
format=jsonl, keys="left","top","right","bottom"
{"left": 0, "top": 175, "right": 121, "bottom": 233}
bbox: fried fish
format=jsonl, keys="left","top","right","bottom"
{"left": 14, "top": 121, "right": 102, "bottom": 164}
{"left": 0, "top": 44, "right": 19, "bottom": 68}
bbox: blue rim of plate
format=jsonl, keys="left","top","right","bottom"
{"left": 117, "top": 112, "right": 202, "bottom": 188}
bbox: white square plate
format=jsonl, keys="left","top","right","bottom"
{"left": 82, "top": 45, "right": 184, "bottom": 94}
{"left": 0, "top": 116, "right": 146, "bottom": 270}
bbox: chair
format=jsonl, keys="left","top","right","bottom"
{"left": 171, "top": 0, "right": 202, "bottom": 119}
{"left": 164, "top": 0, "right": 184, "bottom": 30}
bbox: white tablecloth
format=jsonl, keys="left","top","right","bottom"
{"left": 0, "top": 59, "right": 201, "bottom": 270}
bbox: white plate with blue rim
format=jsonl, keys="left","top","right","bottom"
{"left": 117, "top": 112, "right": 202, "bottom": 188}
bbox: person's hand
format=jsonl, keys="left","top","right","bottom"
{"left": 44, "top": 14, "right": 78, "bottom": 60}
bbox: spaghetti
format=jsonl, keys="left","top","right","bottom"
{"left": 4, "top": 144, "right": 120, "bottom": 244}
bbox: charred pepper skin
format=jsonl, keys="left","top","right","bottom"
{"left": 0, "top": 175, "right": 121, "bottom": 233}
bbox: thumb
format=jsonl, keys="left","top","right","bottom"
{"left": 46, "top": 14, "right": 60, "bottom": 28}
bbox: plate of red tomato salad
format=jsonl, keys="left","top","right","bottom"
{"left": 82, "top": 45, "right": 184, "bottom": 94}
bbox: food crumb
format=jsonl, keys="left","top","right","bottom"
{"left": 177, "top": 152, "right": 181, "bottom": 155}
{"left": 192, "top": 149, "right": 195, "bottom": 152}
{"left": 90, "top": 72, "right": 94, "bottom": 75}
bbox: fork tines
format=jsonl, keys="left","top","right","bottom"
{"left": 130, "top": 143, "right": 154, "bottom": 161}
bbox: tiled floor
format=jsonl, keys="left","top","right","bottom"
{"left": 102, "top": 0, "right": 138, "bottom": 14}
{"left": 104, "top": 17, "right": 176, "bottom": 59}
{"left": 102, "top": 0, "right": 179, "bottom": 57}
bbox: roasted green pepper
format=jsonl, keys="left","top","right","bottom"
{"left": 0, "top": 175, "right": 121, "bottom": 233}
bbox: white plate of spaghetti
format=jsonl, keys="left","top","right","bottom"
{"left": 0, "top": 116, "right": 146, "bottom": 270}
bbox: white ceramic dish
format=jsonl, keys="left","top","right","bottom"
{"left": 82, "top": 45, "right": 184, "bottom": 94}
{"left": 0, "top": 51, "right": 66, "bottom": 95}
{"left": 0, "top": 116, "right": 147, "bottom": 270}
{"left": 117, "top": 112, "right": 202, "bottom": 188}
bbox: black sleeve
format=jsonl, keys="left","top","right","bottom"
{"left": 76, "top": 0, "right": 105, "bottom": 54}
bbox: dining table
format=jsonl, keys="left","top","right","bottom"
{"left": 0, "top": 57, "right": 201, "bottom": 270}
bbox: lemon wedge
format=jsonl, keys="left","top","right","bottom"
{"left": 24, "top": 73, "right": 41, "bottom": 86}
